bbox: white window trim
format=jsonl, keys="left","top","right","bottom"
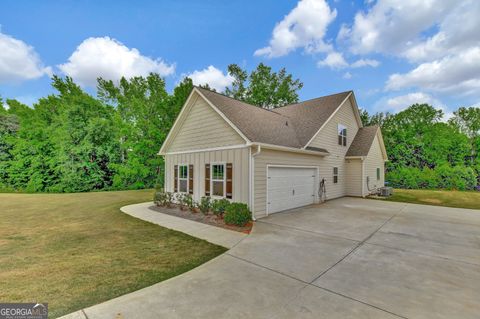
{"left": 338, "top": 124, "right": 347, "bottom": 147}
{"left": 210, "top": 162, "right": 226, "bottom": 199}
{"left": 177, "top": 163, "right": 189, "bottom": 193}
{"left": 333, "top": 167, "right": 339, "bottom": 184}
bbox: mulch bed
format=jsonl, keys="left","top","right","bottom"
{"left": 149, "top": 205, "right": 253, "bottom": 234}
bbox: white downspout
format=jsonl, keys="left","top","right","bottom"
{"left": 250, "top": 145, "right": 262, "bottom": 220}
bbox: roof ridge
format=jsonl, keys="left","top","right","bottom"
{"left": 276, "top": 90, "right": 353, "bottom": 109}
{"left": 195, "top": 86, "right": 292, "bottom": 120}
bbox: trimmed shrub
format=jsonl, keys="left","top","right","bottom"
{"left": 224, "top": 203, "right": 251, "bottom": 226}
{"left": 211, "top": 198, "right": 231, "bottom": 216}
{"left": 198, "top": 196, "right": 211, "bottom": 215}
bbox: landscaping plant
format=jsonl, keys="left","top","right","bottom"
{"left": 211, "top": 198, "right": 231, "bottom": 217}
{"left": 224, "top": 202, "right": 251, "bottom": 226}
{"left": 198, "top": 196, "right": 211, "bottom": 215}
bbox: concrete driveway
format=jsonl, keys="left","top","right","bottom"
{"left": 76, "top": 198, "right": 480, "bottom": 319}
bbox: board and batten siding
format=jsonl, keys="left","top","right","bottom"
{"left": 166, "top": 95, "right": 245, "bottom": 153}
{"left": 363, "top": 134, "right": 385, "bottom": 195}
{"left": 164, "top": 148, "right": 250, "bottom": 204}
{"left": 345, "top": 159, "right": 363, "bottom": 197}
{"left": 307, "top": 98, "right": 361, "bottom": 200}
{"left": 253, "top": 149, "right": 325, "bottom": 218}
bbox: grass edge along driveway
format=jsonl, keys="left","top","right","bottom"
{"left": 382, "top": 188, "right": 480, "bottom": 210}
{"left": 0, "top": 190, "right": 226, "bottom": 318}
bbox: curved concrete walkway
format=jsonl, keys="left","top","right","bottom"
{"left": 60, "top": 198, "right": 480, "bottom": 319}
{"left": 121, "top": 202, "right": 247, "bottom": 248}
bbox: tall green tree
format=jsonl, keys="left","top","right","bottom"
{"left": 449, "top": 107, "right": 480, "bottom": 166}
{"left": 224, "top": 63, "right": 303, "bottom": 108}
{"left": 98, "top": 73, "right": 189, "bottom": 189}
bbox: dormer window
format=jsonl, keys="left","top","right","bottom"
{"left": 338, "top": 124, "right": 347, "bottom": 146}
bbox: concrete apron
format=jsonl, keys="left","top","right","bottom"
{"left": 59, "top": 198, "right": 480, "bottom": 319}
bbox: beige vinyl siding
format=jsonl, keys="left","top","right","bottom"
{"left": 253, "top": 148, "right": 326, "bottom": 218}
{"left": 164, "top": 147, "right": 249, "bottom": 204}
{"left": 308, "top": 98, "right": 361, "bottom": 199}
{"left": 363, "top": 135, "right": 385, "bottom": 195}
{"left": 167, "top": 95, "right": 245, "bottom": 152}
{"left": 345, "top": 159, "right": 363, "bottom": 197}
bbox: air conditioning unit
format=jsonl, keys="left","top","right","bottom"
{"left": 379, "top": 187, "right": 393, "bottom": 197}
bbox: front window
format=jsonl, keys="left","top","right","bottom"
{"left": 178, "top": 165, "right": 188, "bottom": 192}
{"left": 377, "top": 168, "right": 381, "bottom": 180}
{"left": 333, "top": 167, "right": 338, "bottom": 184}
{"left": 211, "top": 164, "right": 225, "bottom": 197}
{"left": 338, "top": 124, "right": 347, "bottom": 146}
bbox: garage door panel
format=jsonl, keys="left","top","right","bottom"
{"left": 267, "top": 167, "right": 316, "bottom": 214}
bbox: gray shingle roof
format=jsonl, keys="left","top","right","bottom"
{"left": 196, "top": 87, "right": 352, "bottom": 149}
{"left": 346, "top": 126, "right": 379, "bottom": 157}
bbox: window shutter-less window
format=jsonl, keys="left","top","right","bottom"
{"left": 174, "top": 165, "right": 178, "bottom": 192}
{"left": 189, "top": 165, "right": 194, "bottom": 194}
{"left": 205, "top": 164, "right": 210, "bottom": 196}
{"left": 226, "top": 163, "right": 233, "bottom": 199}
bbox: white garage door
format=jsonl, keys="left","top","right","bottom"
{"left": 267, "top": 167, "right": 316, "bottom": 214}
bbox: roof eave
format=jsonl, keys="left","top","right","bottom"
{"left": 253, "top": 142, "right": 329, "bottom": 156}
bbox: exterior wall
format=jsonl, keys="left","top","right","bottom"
{"left": 164, "top": 147, "right": 250, "bottom": 204}
{"left": 363, "top": 135, "right": 385, "bottom": 195}
{"left": 166, "top": 94, "right": 245, "bottom": 152}
{"left": 253, "top": 148, "right": 326, "bottom": 218}
{"left": 307, "top": 98, "right": 362, "bottom": 199}
{"left": 345, "top": 159, "right": 363, "bottom": 197}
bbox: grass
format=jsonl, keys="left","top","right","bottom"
{"left": 0, "top": 190, "right": 226, "bottom": 318}
{"left": 382, "top": 188, "right": 480, "bottom": 210}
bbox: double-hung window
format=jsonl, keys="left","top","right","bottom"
{"left": 338, "top": 124, "right": 347, "bottom": 146}
{"left": 333, "top": 167, "right": 339, "bottom": 184}
{"left": 377, "top": 168, "right": 381, "bottom": 181}
{"left": 178, "top": 165, "right": 188, "bottom": 193}
{"left": 211, "top": 164, "right": 225, "bottom": 197}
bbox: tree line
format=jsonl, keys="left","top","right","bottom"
{"left": 361, "top": 104, "right": 480, "bottom": 190}
{"left": 0, "top": 63, "right": 302, "bottom": 192}
{"left": 0, "top": 63, "right": 479, "bottom": 192}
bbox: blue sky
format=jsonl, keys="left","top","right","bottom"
{"left": 1, "top": 0, "right": 479, "bottom": 117}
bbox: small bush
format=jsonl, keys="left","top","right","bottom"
{"left": 211, "top": 198, "right": 230, "bottom": 216}
{"left": 224, "top": 203, "right": 251, "bottom": 226}
{"left": 176, "top": 193, "right": 187, "bottom": 209}
{"left": 182, "top": 194, "right": 196, "bottom": 211}
{"left": 154, "top": 191, "right": 170, "bottom": 207}
{"left": 198, "top": 196, "right": 211, "bottom": 215}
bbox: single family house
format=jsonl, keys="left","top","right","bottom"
{"left": 159, "top": 87, "right": 387, "bottom": 219}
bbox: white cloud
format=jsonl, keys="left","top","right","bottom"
{"left": 317, "top": 53, "right": 379, "bottom": 70}
{"left": 317, "top": 52, "right": 348, "bottom": 69}
{"left": 58, "top": 37, "right": 175, "bottom": 87}
{"left": 375, "top": 91, "right": 453, "bottom": 120}
{"left": 339, "top": 0, "right": 458, "bottom": 55}
{"left": 342, "top": 72, "right": 352, "bottom": 79}
{"left": 402, "top": 1, "right": 480, "bottom": 63}
{"left": 0, "top": 32, "right": 51, "bottom": 83}
{"left": 386, "top": 47, "right": 480, "bottom": 95}
{"left": 254, "top": 0, "right": 337, "bottom": 58}
{"left": 350, "top": 58, "right": 380, "bottom": 68}
{"left": 339, "top": 0, "right": 480, "bottom": 97}
{"left": 186, "top": 66, "right": 233, "bottom": 92}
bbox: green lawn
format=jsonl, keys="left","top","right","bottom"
{"left": 0, "top": 190, "right": 226, "bottom": 318}
{"left": 383, "top": 188, "right": 480, "bottom": 210}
